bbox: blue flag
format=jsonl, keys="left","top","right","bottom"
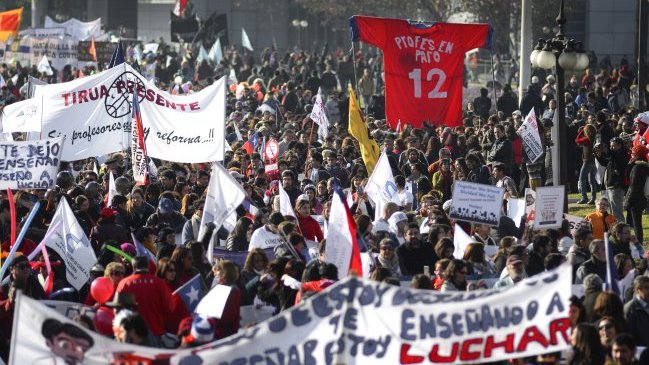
{"left": 131, "top": 233, "right": 156, "bottom": 264}
{"left": 173, "top": 274, "right": 203, "bottom": 313}
{"left": 604, "top": 233, "right": 620, "bottom": 294}
{"left": 108, "top": 42, "right": 125, "bottom": 68}
{"left": 248, "top": 131, "right": 259, "bottom": 150}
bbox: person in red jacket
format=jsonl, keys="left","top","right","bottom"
{"left": 115, "top": 256, "right": 175, "bottom": 341}
{"left": 295, "top": 199, "right": 323, "bottom": 242}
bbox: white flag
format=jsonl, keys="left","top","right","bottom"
{"left": 37, "top": 55, "right": 53, "bottom": 76}
{"left": 278, "top": 181, "right": 296, "bottom": 218}
{"left": 228, "top": 68, "right": 238, "bottom": 85}
{"left": 197, "top": 45, "right": 209, "bottom": 64}
{"left": 198, "top": 162, "right": 246, "bottom": 239}
{"left": 233, "top": 122, "right": 243, "bottom": 141}
{"left": 44, "top": 199, "right": 97, "bottom": 290}
{"left": 310, "top": 88, "right": 330, "bottom": 140}
{"left": 364, "top": 151, "right": 400, "bottom": 221}
{"left": 105, "top": 171, "right": 117, "bottom": 207}
{"left": 241, "top": 28, "right": 254, "bottom": 51}
{"left": 209, "top": 38, "right": 223, "bottom": 65}
{"left": 325, "top": 192, "right": 354, "bottom": 278}
{"left": 453, "top": 224, "right": 475, "bottom": 259}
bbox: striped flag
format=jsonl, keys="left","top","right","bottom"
{"left": 131, "top": 92, "right": 149, "bottom": 185}
{"left": 0, "top": 8, "right": 22, "bottom": 42}
{"left": 325, "top": 184, "right": 363, "bottom": 277}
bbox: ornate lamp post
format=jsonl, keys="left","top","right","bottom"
{"left": 530, "top": 0, "right": 589, "bottom": 210}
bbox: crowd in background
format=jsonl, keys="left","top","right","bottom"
{"left": 0, "top": 37, "right": 648, "bottom": 365}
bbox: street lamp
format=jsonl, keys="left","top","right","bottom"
{"left": 530, "top": 0, "right": 589, "bottom": 211}
{"left": 291, "top": 19, "right": 309, "bottom": 49}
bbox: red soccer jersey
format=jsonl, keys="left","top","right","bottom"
{"left": 350, "top": 15, "right": 492, "bottom": 129}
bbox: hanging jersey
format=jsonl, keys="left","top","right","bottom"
{"left": 350, "top": 15, "right": 492, "bottom": 129}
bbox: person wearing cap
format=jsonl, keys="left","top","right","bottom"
{"left": 493, "top": 255, "right": 527, "bottom": 289}
{"left": 145, "top": 197, "right": 187, "bottom": 235}
{"left": 624, "top": 145, "right": 649, "bottom": 243}
{"left": 89, "top": 207, "right": 131, "bottom": 254}
{"left": 115, "top": 256, "right": 176, "bottom": 341}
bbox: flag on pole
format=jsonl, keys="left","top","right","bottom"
{"left": 172, "top": 0, "right": 187, "bottom": 17}
{"left": 37, "top": 56, "right": 53, "bottom": 76}
{"left": 233, "top": 122, "right": 243, "bottom": 141}
{"left": 453, "top": 224, "right": 475, "bottom": 259}
{"left": 0, "top": 8, "right": 22, "bottom": 42}
{"left": 131, "top": 233, "right": 156, "bottom": 264}
{"left": 325, "top": 185, "right": 363, "bottom": 277}
{"left": 208, "top": 38, "right": 223, "bottom": 65}
{"left": 364, "top": 151, "right": 400, "bottom": 221}
{"left": 241, "top": 28, "right": 254, "bottom": 51}
{"left": 310, "top": 88, "right": 330, "bottom": 140}
{"left": 198, "top": 163, "right": 247, "bottom": 240}
{"left": 131, "top": 92, "right": 149, "bottom": 186}
{"left": 173, "top": 274, "right": 203, "bottom": 312}
{"left": 108, "top": 41, "right": 125, "bottom": 69}
{"left": 89, "top": 36, "right": 97, "bottom": 62}
{"left": 603, "top": 233, "right": 620, "bottom": 294}
{"left": 278, "top": 181, "right": 296, "bottom": 218}
{"left": 196, "top": 45, "right": 209, "bottom": 64}
{"left": 104, "top": 171, "right": 116, "bottom": 207}
{"left": 348, "top": 86, "right": 380, "bottom": 175}
{"left": 242, "top": 131, "right": 258, "bottom": 155}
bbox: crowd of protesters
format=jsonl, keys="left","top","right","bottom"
{"left": 0, "top": 36, "right": 648, "bottom": 364}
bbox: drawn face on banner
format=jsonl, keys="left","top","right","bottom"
{"left": 105, "top": 71, "right": 146, "bottom": 118}
{"left": 41, "top": 319, "right": 94, "bottom": 365}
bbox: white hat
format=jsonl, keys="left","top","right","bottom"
{"left": 635, "top": 111, "right": 649, "bottom": 126}
{"left": 442, "top": 199, "right": 453, "bottom": 212}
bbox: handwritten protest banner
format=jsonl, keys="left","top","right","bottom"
{"left": 517, "top": 109, "right": 544, "bottom": 163}
{"left": 449, "top": 181, "right": 504, "bottom": 226}
{"left": 29, "top": 37, "right": 79, "bottom": 71}
{"left": 0, "top": 137, "right": 63, "bottom": 190}
{"left": 33, "top": 64, "right": 225, "bottom": 163}
{"left": 11, "top": 264, "right": 572, "bottom": 364}
{"left": 534, "top": 186, "right": 565, "bottom": 230}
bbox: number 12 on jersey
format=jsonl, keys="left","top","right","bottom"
{"left": 407, "top": 68, "right": 448, "bottom": 99}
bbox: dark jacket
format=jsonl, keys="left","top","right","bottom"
{"left": 145, "top": 210, "right": 188, "bottom": 234}
{"left": 488, "top": 137, "right": 513, "bottom": 173}
{"left": 396, "top": 242, "right": 436, "bottom": 276}
{"left": 624, "top": 297, "right": 649, "bottom": 347}
{"left": 468, "top": 165, "right": 492, "bottom": 185}
{"left": 624, "top": 160, "right": 649, "bottom": 210}
{"left": 576, "top": 258, "right": 607, "bottom": 284}
{"left": 595, "top": 146, "right": 629, "bottom": 189}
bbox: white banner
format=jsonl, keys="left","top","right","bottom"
{"left": 0, "top": 137, "right": 63, "bottom": 189}
{"left": 33, "top": 64, "right": 225, "bottom": 162}
{"left": 517, "top": 109, "right": 544, "bottom": 163}
{"left": 449, "top": 181, "right": 504, "bottom": 226}
{"left": 3, "top": 37, "right": 31, "bottom": 66}
{"left": 44, "top": 199, "right": 97, "bottom": 290}
{"left": 10, "top": 264, "right": 573, "bottom": 364}
{"left": 29, "top": 37, "right": 78, "bottom": 70}
{"left": 44, "top": 16, "right": 102, "bottom": 41}
{"left": 0, "top": 87, "right": 43, "bottom": 132}
{"left": 19, "top": 27, "right": 69, "bottom": 38}
{"left": 534, "top": 186, "right": 565, "bottom": 230}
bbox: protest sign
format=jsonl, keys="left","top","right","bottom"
{"left": 0, "top": 137, "right": 63, "bottom": 189}
{"left": 524, "top": 188, "right": 536, "bottom": 223}
{"left": 507, "top": 198, "right": 526, "bottom": 228}
{"left": 0, "top": 87, "right": 44, "bottom": 132}
{"left": 44, "top": 199, "right": 97, "bottom": 291}
{"left": 11, "top": 264, "right": 572, "bottom": 364}
{"left": 29, "top": 37, "right": 78, "bottom": 70}
{"left": 534, "top": 186, "right": 565, "bottom": 229}
{"left": 564, "top": 214, "right": 586, "bottom": 231}
{"left": 449, "top": 181, "right": 504, "bottom": 226}
{"left": 517, "top": 109, "right": 544, "bottom": 163}
{"left": 33, "top": 64, "right": 225, "bottom": 162}
{"left": 77, "top": 40, "right": 113, "bottom": 64}
{"left": 44, "top": 16, "right": 102, "bottom": 41}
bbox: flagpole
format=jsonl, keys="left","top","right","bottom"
{"left": 303, "top": 123, "right": 316, "bottom": 178}
{"left": 351, "top": 41, "right": 360, "bottom": 97}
